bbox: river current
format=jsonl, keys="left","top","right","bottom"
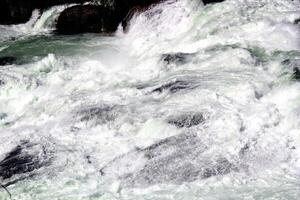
{"left": 0, "top": 0, "right": 300, "bottom": 199}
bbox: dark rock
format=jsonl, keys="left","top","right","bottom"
{"left": 0, "top": 0, "right": 33, "bottom": 25}
{"left": 0, "top": 141, "right": 50, "bottom": 181}
{"left": 56, "top": 5, "right": 122, "bottom": 35}
{"left": 168, "top": 113, "right": 205, "bottom": 128}
{"left": 202, "top": 0, "right": 225, "bottom": 5}
{"left": 282, "top": 59, "right": 291, "bottom": 65}
{"left": 0, "top": 56, "right": 16, "bottom": 66}
{"left": 0, "top": 0, "right": 89, "bottom": 25}
{"left": 0, "top": 80, "right": 5, "bottom": 86}
{"left": 0, "top": 113, "right": 7, "bottom": 120}
{"left": 56, "top": 0, "right": 166, "bottom": 34}
{"left": 86, "top": 155, "right": 92, "bottom": 164}
{"left": 282, "top": 59, "right": 300, "bottom": 81}
{"left": 110, "top": 0, "right": 164, "bottom": 14}
{"left": 100, "top": 133, "right": 237, "bottom": 187}
{"left": 294, "top": 18, "right": 300, "bottom": 25}
{"left": 161, "top": 53, "right": 194, "bottom": 65}
{"left": 254, "top": 91, "right": 263, "bottom": 100}
{"left": 293, "top": 67, "right": 300, "bottom": 80}
{"left": 152, "top": 80, "right": 197, "bottom": 94}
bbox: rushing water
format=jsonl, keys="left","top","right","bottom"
{"left": 0, "top": 0, "right": 300, "bottom": 199}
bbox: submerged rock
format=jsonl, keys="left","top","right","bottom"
{"left": 0, "top": 80, "right": 5, "bottom": 86}
{"left": 0, "top": 113, "right": 7, "bottom": 120}
{"left": 161, "top": 53, "right": 195, "bottom": 65}
{"left": 293, "top": 67, "right": 300, "bottom": 80}
{"left": 282, "top": 59, "right": 300, "bottom": 81}
{"left": 0, "top": 141, "right": 50, "bottom": 183}
{"left": 152, "top": 79, "right": 198, "bottom": 94}
{"left": 0, "top": 56, "right": 16, "bottom": 66}
{"left": 76, "top": 105, "right": 118, "bottom": 125}
{"left": 168, "top": 113, "right": 205, "bottom": 128}
{"left": 0, "top": 0, "right": 89, "bottom": 25}
{"left": 100, "top": 133, "right": 237, "bottom": 187}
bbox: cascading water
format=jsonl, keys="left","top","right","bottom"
{"left": 0, "top": 0, "right": 300, "bottom": 199}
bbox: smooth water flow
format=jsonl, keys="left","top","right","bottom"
{"left": 0, "top": 0, "right": 300, "bottom": 199}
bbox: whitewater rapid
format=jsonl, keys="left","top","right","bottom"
{"left": 0, "top": 0, "right": 300, "bottom": 199}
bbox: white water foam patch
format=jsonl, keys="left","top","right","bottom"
{"left": 118, "top": 0, "right": 202, "bottom": 56}
{"left": 115, "top": 0, "right": 300, "bottom": 187}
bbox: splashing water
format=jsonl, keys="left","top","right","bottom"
{"left": 0, "top": 0, "right": 300, "bottom": 199}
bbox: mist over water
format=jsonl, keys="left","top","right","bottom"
{"left": 0, "top": 0, "right": 300, "bottom": 199}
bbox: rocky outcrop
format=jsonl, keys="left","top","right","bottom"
{"left": 0, "top": 0, "right": 226, "bottom": 31}
{"left": 58, "top": 4, "right": 133, "bottom": 35}
{"left": 0, "top": 56, "right": 16, "bottom": 66}
{"left": 56, "top": 5, "right": 122, "bottom": 34}
{"left": 56, "top": 0, "right": 164, "bottom": 34}
{"left": 0, "top": 0, "right": 90, "bottom": 25}
{"left": 55, "top": 0, "right": 227, "bottom": 35}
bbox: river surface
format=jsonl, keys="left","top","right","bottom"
{"left": 0, "top": 0, "right": 300, "bottom": 199}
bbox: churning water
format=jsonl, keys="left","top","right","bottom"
{"left": 0, "top": 0, "right": 300, "bottom": 199}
